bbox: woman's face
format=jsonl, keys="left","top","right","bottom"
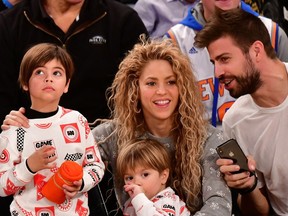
{"left": 138, "top": 60, "right": 179, "bottom": 123}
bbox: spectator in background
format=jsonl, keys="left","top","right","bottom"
{"left": 165, "top": 0, "right": 288, "bottom": 128}
{"left": 244, "top": 0, "right": 265, "bottom": 13}
{"left": 195, "top": 8, "right": 288, "bottom": 215}
{"left": 134, "top": 0, "right": 198, "bottom": 38}
{"left": 245, "top": 0, "right": 288, "bottom": 35}
{"left": 0, "top": 0, "right": 147, "bottom": 215}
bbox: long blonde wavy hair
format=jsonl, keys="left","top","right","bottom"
{"left": 107, "top": 36, "right": 208, "bottom": 213}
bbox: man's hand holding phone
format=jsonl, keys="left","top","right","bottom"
{"left": 216, "top": 139, "right": 258, "bottom": 194}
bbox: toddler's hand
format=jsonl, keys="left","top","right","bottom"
{"left": 124, "top": 183, "right": 144, "bottom": 199}
{"left": 63, "top": 179, "right": 83, "bottom": 199}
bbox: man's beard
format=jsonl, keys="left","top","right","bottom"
{"left": 229, "top": 55, "right": 262, "bottom": 98}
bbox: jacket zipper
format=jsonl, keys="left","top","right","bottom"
{"left": 24, "top": 10, "right": 107, "bottom": 48}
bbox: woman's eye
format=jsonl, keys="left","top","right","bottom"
{"left": 146, "top": 81, "right": 156, "bottom": 86}
{"left": 168, "top": 80, "right": 176, "bottom": 85}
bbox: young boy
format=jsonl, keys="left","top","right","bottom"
{"left": 116, "top": 139, "right": 190, "bottom": 216}
{"left": 0, "top": 43, "right": 105, "bottom": 215}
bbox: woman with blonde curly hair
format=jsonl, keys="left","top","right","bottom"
{"left": 94, "top": 37, "right": 231, "bottom": 215}
{"left": 2, "top": 37, "right": 231, "bottom": 215}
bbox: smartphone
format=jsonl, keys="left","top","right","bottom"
{"left": 216, "top": 139, "right": 249, "bottom": 173}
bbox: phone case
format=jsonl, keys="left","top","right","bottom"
{"left": 216, "top": 139, "right": 249, "bottom": 173}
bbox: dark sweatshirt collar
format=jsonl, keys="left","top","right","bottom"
{"left": 25, "top": 107, "right": 58, "bottom": 119}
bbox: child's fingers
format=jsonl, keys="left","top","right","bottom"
{"left": 63, "top": 188, "right": 77, "bottom": 199}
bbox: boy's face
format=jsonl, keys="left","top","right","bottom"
{"left": 124, "top": 165, "right": 169, "bottom": 200}
{"left": 23, "top": 59, "right": 70, "bottom": 111}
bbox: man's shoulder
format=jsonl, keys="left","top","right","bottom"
{"left": 223, "top": 95, "right": 256, "bottom": 123}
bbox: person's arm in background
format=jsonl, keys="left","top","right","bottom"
{"left": 133, "top": 0, "right": 155, "bottom": 37}
{"left": 244, "top": 0, "right": 288, "bottom": 61}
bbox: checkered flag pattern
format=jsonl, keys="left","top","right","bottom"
{"left": 16, "top": 128, "right": 26, "bottom": 152}
{"left": 64, "top": 153, "right": 83, "bottom": 161}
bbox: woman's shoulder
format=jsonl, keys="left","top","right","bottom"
{"left": 204, "top": 125, "right": 226, "bottom": 149}
{"left": 91, "top": 120, "right": 116, "bottom": 142}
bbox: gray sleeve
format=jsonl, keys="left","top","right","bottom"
{"left": 134, "top": 0, "right": 156, "bottom": 36}
{"left": 91, "top": 122, "right": 117, "bottom": 165}
{"left": 194, "top": 126, "right": 232, "bottom": 216}
{"left": 276, "top": 26, "right": 288, "bottom": 62}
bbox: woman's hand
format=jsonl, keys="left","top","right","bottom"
{"left": 1, "top": 107, "right": 29, "bottom": 130}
